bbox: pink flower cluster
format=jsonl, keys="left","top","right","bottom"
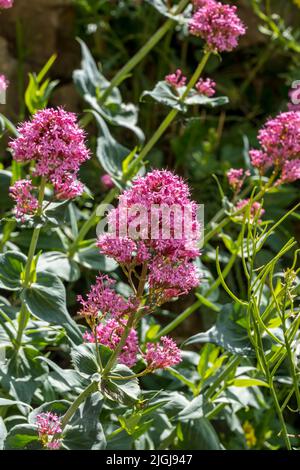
{"left": 0, "top": 0, "right": 13, "bottom": 9}
{"left": 79, "top": 275, "right": 139, "bottom": 367}
{"left": 9, "top": 179, "right": 39, "bottom": 222}
{"left": 165, "top": 70, "right": 217, "bottom": 99}
{"left": 249, "top": 111, "right": 300, "bottom": 184}
{"left": 97, "top": 170, "right": 201, "bottom": 304}
{"left": 0, "top": 74, "right": 8, "bottom": 92}
{"left": 165, "top": 69, "right": 187, "bottom": 88}
{"left": 84, "top": 319, "right": 138, "bottom": 368}
{"left": 196, "top": 78, "right": 216, "bottom": 97}
{"left": 143, "top": 336, "right": 182, "bottom": 370}
{"left": 36, "top": 412, "right": 62, "bottom": 450}
{"left": 227, "top": 168, "right": 250, "bottom": 193}
{"left": 9, "top": 108, "right": 90, "bottom": 202}
{"left": 236, "top": 199, "right": 265, "bottom": 224}
{"left": 189, "top": 0, "right": 246, "bottom": 53}
{"left": 78, "top": 275, "right": 135, "bottom": 319}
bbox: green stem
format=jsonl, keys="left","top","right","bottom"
{"left": 129, "top": 51, "right": 211, "bottom": 172}
{"left": 251, "top": 304, "right": 291, "bottom": 450}
{"left": 102, "top": 311, "right": 136, "bottom": 377}
{"left": 61, "top": 381, "right": 98, "bottom": 430}
{"left": 15, "top": 177, "right": 46, "bottom": 351}
{"left": 100, "top": 0, "right": 190, "bottom": 103}
{"left": 279, "top": 286, "right": 300, "bottom": 411}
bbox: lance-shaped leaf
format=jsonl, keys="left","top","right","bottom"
{"left": 0, "top": 251, "right": 27, "bottom": 291}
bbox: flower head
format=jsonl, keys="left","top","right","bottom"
{"left": 0, "top": 0, "right": 13, "bottom": 9}
{"left": 36, "top": 412, "right": 62, "bottom": 450}
{"left": 9, "top": 108, "right": 90, "bottom": 199}
{"left": 189, "top": 1, "right": 246, "bottom": 53}
{"left": 227, "top": 168, "right": 250, "bottom": 193}
{"left": 165, "top": 69, "right": 187, "bottom": 88}
{"left": 97, "top": 170, "right": 201, "bottom": 275}
{"left": 9, "top": 179, "right": 39, "bottom": 221}
{"left": 143, "top": 336, "right": 182, "bottom": 370}
{"left": 84, "top": 318, "right": 138, "bottom": 368}
{"left": 196, "top": 78, "right": 216, "bottom": 97}
{"left": 77, "top": 274, "right": 135, "bottom": 320}
{"left": 149, "top": 257, "right": 200, "bottom": 304}
{"left": 249, "top": 111, "right": 300, "bottom": 184}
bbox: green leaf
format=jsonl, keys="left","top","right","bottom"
{"left": 145, "top": 0, "right": 187, "bottom": 22}
{"left": 176, "top": 418, "right": 222, "bottom": 450}
{"left": 0, "top": 170, "right": 13, "bottom": 211}
{"left": 101, "top": 364, "right": 140, "bottom": 405}
{"left": 185, "top": 90, "right": 229, "bottom": 108}
{"left": 0, "top": 251, "right": 27, "bottom": 291}
{"left": 231, "top": 377, "right": 269, "bottom": 388}
{"left": 92, "top": 111, "right": 132, "bottom": 184}
{"left": 141, "top": 81, "right": 185, "bottom": 111}
{"left": 28, "top": 400, "right": 70, "bottom": 425}
{"left": 177, "top": 395, "right": 204, "bottom": 422}
{"left": 37, "top": 251, "right": 80, "bottom": 282}
{"left": 43, "top": 200, "right": 69, "bottom": 226}
{"left": 141, "top": 81, "right": 228, "bottom": 112}
{"left": 63, "top": 393, "right": 106, "bottom": 450}
{"left": 4, "top": 424, "right": 39, "bottom": 450}
{"left": 74, "top": 39, "right": 144, "bottom": 142}
{"left": 21, "top": 271, "right": 82, "bottom": 343}
{"left": 75, "top": 243, "right": 118, "bottom": 271}
{"left": 71, "top": 343, "right": 100, "bottom": 376}
{"left": 183, "top": 304, "right": 254, "bottom": 357}
{"left": 0, "top": 398, "right": 32, "bottom": 409}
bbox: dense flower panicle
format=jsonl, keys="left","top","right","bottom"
{"left": 279, "top": 159, "right": 300, "bottom": 183}
{"left": 227, "top": 168, "right": 250, "bottom": 192}
{"left": 249, "top": 111, "right": 300, "bottom": 183}
{"left": 9, "top": 179, "right": 39, "bottom": 221}
{"left": 0, "top": 74, "right": 9, "bottom": 92}
{"left": 236, "top": 199, "right": 265, "bottom": 223}
{"left": 144, "top": 336, "right": 182, "bottom": 370}
{"left": 0, "top": 0, "right": 13, "bottom": 8}
{"left": 249, "top": 149, "right": 272, "bottom": 172}
{"left": 36, "top": 412, "right": 62, "bottom": 437}
{"left": 52, "top": 173, "right": 84, "bottom": 200}
{"left": 77, "top": 274, "right": 135, "bottom": 319}
{"left": 196, "top": 78, "right": 216, "bottom": 97}
{"left": 256, "top": 112, "right": 300, "bottom": 164}
{"left": 83, "top": 319, "right": 138, "bottom": 367}
{"left": 189, "top": 1, "right": 246, "bottom": 52}
{"left": 165, "top": 69, "right": 187, "bottom": 88}
{"left": 148, "top": 258, "right": 199, "bottom": 300}
{"left": 9, "top": 108, "right": 90, "bottom": 199}
{"left": 97, "top": 170, "right": 201, "bottom": 271}
{"left": 97, "top": 236, "right": 150, "bottom": 265}
{"left": 101, "top": 173, "right": 115, "bottom": 189}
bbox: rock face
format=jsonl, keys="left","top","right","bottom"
{"left": 0, "top": 0, "right": 80, "bottom": 117}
